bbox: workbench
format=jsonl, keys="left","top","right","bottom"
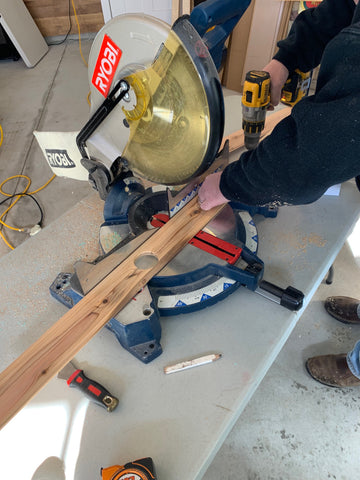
{"left": 0, "top": 121, "right": 360, "bottom": 479}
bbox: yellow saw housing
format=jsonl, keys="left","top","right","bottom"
{"left": 122, "top": 26, "right": 215, "bottom": 184}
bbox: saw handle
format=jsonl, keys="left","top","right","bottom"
{"left": 257, "top": 280, "right": 304, "bottom": 311}
{"left": 67, "top": 369, "right": 119, "bottom": 412}
{"left": 190, "top": 0, "right": 251, "bottom": 36}
{"left": 76, "top": 80, "right": 129, "bottom": 158}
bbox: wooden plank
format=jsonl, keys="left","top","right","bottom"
{"left": 221, "top": 1, "right": 255, "bottom": 92}
{"left": 172, "top": 0, "right": 180, "bottom": 23}
{"left": 221, "top": 107, "right": 291, "bottom": 153}
{"left": 275, "top": 0, "right": 293, "bottom": 48}
{"left": 0, "top": 197, "right": 226, "bottom": 429}
{"left": 172, "top": 0, "right": 194, "bottom": 23}
{"left": 182, "top": 0, "right": 192, "bottom": 15}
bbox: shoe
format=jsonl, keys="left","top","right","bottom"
{"left": 324, "top": 296, "right": 360, "bottom": 324}
{"left": 306, "top": 354, "right": 360, "bottom": 387}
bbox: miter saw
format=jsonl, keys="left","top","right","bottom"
{"left": 37, "top": 0, "right": 304, "bottom": 364}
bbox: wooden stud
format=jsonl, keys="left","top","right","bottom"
{"left": 182, "top": 0, "right": 192, "bottom": 15}
{"left": 172, "top": 0, "right": 181, "bottom": 23}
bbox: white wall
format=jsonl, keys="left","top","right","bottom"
{"left": 101, "top": 0, "right": 172, "bottom": 25}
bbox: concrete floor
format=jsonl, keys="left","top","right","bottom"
{"left": 204, "top": 238, "right": 360, "bottom": 480}
{"left": 0, "top": 39, "right": 93, "bottom": 256}
{"left": 1, "top": 40, "right": 360, "bottom": 479}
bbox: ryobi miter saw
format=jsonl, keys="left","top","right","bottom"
{"left": 36, "top": 0, "right": 304, "bottom": 364}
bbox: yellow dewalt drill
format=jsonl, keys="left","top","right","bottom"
{"left": 242, "top": 70, "right": 271, "bottom": 150}
{"left": 242, "top": 68, "right": 312, "bottom": 150}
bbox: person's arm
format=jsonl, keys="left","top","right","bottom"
{"left": 274, "top": 0, "right": 355, "bottom": 73}
{"left": 200, "top": 21, "right": 360, "bottom": 209}
{"left": 262, "top": 0, "right": 355, "bottom": 108}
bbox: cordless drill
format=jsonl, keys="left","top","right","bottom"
{"left": 242, "top": 68, "right": 312, "bottom": 150}
{"left": 241, "top": 70, "right": 271, "bottom": 150}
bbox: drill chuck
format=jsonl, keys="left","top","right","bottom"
{"left": 242, "top": 106, "right": 267, "bottom": 150}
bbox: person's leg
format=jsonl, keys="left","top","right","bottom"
{"left": 305, "top": 297, "right": 360, "bottom": 387}
{"left": 347, "top": 339, "right": 360, "bottom": 378}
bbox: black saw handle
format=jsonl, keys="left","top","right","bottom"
{"left": 257, "top": 280, "right": 304, "bottom": 311}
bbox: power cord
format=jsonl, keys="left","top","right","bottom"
{"left": 0, "top": 0, "right": 91, "bottom": 249}
{"left": 0, "top": 192, "right": 43, "bottom": 233}
{"left": 47, "top": 0, "right": 88, "bottom": 68}
{"left": 0, "top": 172, "right": 56, "bottom": 250}
{"left": 47, "top": 0, "right": 72, "bottom": 46}
{"left": 71, "top": 0, "right": 88, "bottom": 67}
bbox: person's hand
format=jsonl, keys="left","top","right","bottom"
{"left": 198, "top": 172, "right": 229, "bottom": 211}
{"left": 263, "top": 59, "right": 289, "bottom": 109}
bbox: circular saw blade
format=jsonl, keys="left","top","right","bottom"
{"left": 86, "top": 14, "right": 224, "bottom": 186}
{"left": 86, "top": 14, "right": 172, "bottom": 173}
{"left": 122, "top": 17, "right": 224, "bottom": 185}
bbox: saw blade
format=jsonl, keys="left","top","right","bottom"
{"left": 121, "top": 17, "right": 224, "bottom": 185}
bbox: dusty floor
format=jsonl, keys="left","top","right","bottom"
{"left": 204, "top": 238, "right": 360, "bottom": 480}
{"left": 0, "top": 39, "right": 360, "bottom": 480}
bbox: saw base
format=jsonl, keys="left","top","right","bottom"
{"left": 50, "top": 201, "right": 263, "bottom": 363}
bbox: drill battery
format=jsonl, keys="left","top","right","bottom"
{"left": 281, "top": 69, "right": 312, "bottom": 107}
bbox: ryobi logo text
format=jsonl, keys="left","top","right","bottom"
{"left": 45, "top": 149, "right": 75, "bottom": 168}
{"left": 92, "top": 34, "right": 122, "bottom": 97}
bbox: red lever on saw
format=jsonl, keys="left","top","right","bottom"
{"left": 150, "top": 213, "right": 242, "bottom": 265}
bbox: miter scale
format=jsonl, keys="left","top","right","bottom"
{"left": 38, "top": 3, "right": 304, "bottom": 363}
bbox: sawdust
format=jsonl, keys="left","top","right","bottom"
{"left": 266, "top": 230, "right": 328, "bottom": 272}
{"left": 270, "top": 230, "right": 327, "bottom": 255}
{"left": 300, "top": 232, "right": 327, "bottom": 250}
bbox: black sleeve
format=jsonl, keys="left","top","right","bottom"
{"left": 274, "top": 0, "right": 355, "bottom": 73}
{"left": 220, "top": 22, "right": 360, "bottom": 207}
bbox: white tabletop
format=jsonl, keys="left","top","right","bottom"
{"left": 0, "top": 180, "right": 359, "bottom": 479}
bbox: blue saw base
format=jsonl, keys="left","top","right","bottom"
{"left": 50, "top": 240, "right": 264, "bottom": 364}
{"left": 50, "top": 272, "right": 163, "bottom": 364}
{"left": 50, "top": 178, "right": 276, "bottom": 364}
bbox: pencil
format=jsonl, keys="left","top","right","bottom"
{"left": 164, "top": 353, "right": 222, "bottom": 374}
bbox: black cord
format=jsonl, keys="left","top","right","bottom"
{"left": 47, "top": 0, "right": 72, "bottom": 46}
{"left": 0, "top": 193, "right": 44, "bottom": 227}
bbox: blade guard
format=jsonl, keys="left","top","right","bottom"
{"left": 83, "top": 14, "right": 224, "bottom": 190}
